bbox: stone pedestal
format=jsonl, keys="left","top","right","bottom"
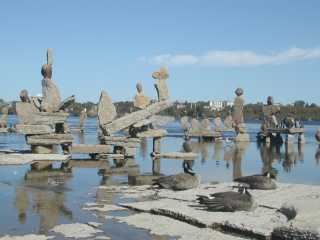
{"left": 31, "top": 145, "right": 54, "bottom": 154}
{"left": 153, "top": 137, "right": 161, "bottom": 154}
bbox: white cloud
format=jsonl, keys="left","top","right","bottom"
{"left": 142, "top": 47, "right": 320, "bottom": 66}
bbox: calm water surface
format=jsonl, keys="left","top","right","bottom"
{"left": 0, "top": 116, "right": 319, "bottom": 239}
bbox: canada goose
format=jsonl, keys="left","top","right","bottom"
{"left": 196, "top": 186, "right": 256, "bottom": 212}
{"left": 153, "top": 161, "right": 200, "bottom": 191}
{"left": 234, "top": 172, "right": 277, "bottom": 190}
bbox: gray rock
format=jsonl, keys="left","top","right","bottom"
{"left": 152, "top": 67, "right": 169, "bottom": 101}
{"left": 19, "top": 89, "right": 31, "bottom": 102}
{"left": 16, "top": 102, "right": 38, "bottom": 124}
{"left": 58, "top": 95, "right": 75, "bottom": 111}
{"left": 0, "top": 106, "right": 9, "bottom": 128}
{"left": 97, "top": 90, "right": 117, "bottom": 127}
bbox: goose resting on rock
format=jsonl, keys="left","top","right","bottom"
{"left": 234, "top": 172, "right": 277, "bottom": 190}
{"left": 195, "top": 186, "right": 257, "bottom": 212}
{"left": 153, "top": 161, "right": 200, "bottom": 191}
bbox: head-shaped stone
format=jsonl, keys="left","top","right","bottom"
{"left": 152, "top": 67, "right": 169, "bottom": 80}
{"left": 19, "top": 89, "right": 30, "bottom": 102}
{"left": 41, "top": 64, "right": 52, "bottom": 79}
{"left": 136, "top": 82, "right": 143, "bottom": 93}
{"left": 267, "top": 96, "right": 274, "bottom": 105}
{"left": 235, "top": 88, "right": 244, "bottom": 97}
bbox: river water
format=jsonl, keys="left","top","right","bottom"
{"left": 0, "top": 116, "right": 319, "bottom": 239}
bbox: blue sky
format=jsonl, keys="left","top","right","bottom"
{"left": 0, "top": 0, "right": 319, "bottom": 104}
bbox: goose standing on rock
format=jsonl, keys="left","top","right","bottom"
{"left": 153, "top": 161, "right": 200, "bottom": 191}
{"left": 234, "top": 172, "right": 277, "bottom": 190}
{"left": 195, "top": 186, "right": 256, "bottom": 212}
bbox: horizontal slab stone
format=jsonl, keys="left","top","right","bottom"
{"left": 153, "top": 152, "right": 198, "bottom": 160}
{"left": 103, "top": 136, "right": 141, "bottom": 143}
{"left": 71, "top": 144, "right": 113, "bottom": 154}
{"left": 102, "top": 101, "right": 172, "bottom": 134}
{"left": 0, "top": 153, "right": 70, "bottom": 165}
{"left": 117, "top": 183, "right": 320, "bottom": 239}
{"left": 137, "top": 129, "right": 167, "bottom": 138}
{"left": 15, "top": 124, "right": 54, "bottom": 135}
{"left": 27, "top": 134, "right": 73, "bottom": 145}
{"left": 104, "top": 141, "right": 140, "bottom": 148}
{"left": 266, "top": 128, "right": 304, "bottom": 134}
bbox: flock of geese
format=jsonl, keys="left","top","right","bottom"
{"left": 152, "top": 137, "right": 277, "bottom": 212}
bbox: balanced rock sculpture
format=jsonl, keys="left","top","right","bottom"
{"left": 232, "top": 88, "right": 249, "bottom": 142}
{"left": 152, "top": 67, "right": 169, "bottom": 101}
{"left": 134, "top": 82, "right": 150, "bottom": 109}
{"left": 41, "top": 48, "right": 61, "bottom": 112}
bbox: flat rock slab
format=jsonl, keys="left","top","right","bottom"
{"left": 15, "top": 124, "right": 54, "bottom": 135}
{"left": 114, "top": 183, "right": 320, "bottom": 239}
{"left": 27, "top": 134, "right": 73, "bottom": 145}
{"left": 103, "top": 101, "right": 172, "bottom": 134}
{"left": 116, "top": 213, "right": 246, "bottom": 240}
{"left": 153, "top": 151, "right": 198, "bottom": 160}
{"left": 71, "top": 144, "right": 113, "bottom": 154}
{"left": 0, "top": 153, "right": 70, "bottom": 165}
{"left": 137, "top": 129, "right": 167, "bottom": 138}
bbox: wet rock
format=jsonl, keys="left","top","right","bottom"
{"left": 0, "top": 234, "right": 53, "bottom": 240}
{"left": 51, "top": 223, "right": 102, "bottom": 238}
{"left": 116, "top": 213, "right": 246, "bottom": 240}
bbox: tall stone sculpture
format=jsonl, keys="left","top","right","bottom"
{"left": 232, "top": 88, "right": 245, "bottom": 127}
{"left": 41, "top": 48, "right": 61, "bottom": 112}
{"left": 232, "top": 88, "right": 249, "bottom": 142}
{"left": 134, "top": 82, "right": 150, "bottom": 109}
{"left": 152, "top": 67, "right": 169, "bottom": 101}
{"left": 79, "top": 108, "right": 87, "bottom": 133}
{"left": 0, "top": 106, "right": 9, "bottom": 128}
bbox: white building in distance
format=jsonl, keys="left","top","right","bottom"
{"left": 209, "top": 100, "right": 233, "bottom": 111}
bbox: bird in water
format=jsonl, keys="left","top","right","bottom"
{"left": 153, "top": 160, "right": 200, "bottom": 191}
{"left": 195, "top": 186, "right": 256, "bottom": 212}
{"left": 234, "top": 172, "right": 277, "bottom": 190}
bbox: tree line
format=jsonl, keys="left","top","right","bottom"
{"left": 1, "top": 99, "right": 320, "bottom": 121}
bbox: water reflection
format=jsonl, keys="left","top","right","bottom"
{"left": 15, "top": 165, "right": 73, "bottom": 234}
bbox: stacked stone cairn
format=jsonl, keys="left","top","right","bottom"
{"left": 258, "top": 96, "right": 304, "bottom": 144}
{"left": 232, "top": 88, "right": 250, "bottom": 142}
{"left": 0, "top": 105, "right": 9, "bottom": 132}
{"left": 15, "top": 49, "right": 75, "bottom": 155}
{"left": 97, "top": 67, "right": 172, "bottom": 160}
